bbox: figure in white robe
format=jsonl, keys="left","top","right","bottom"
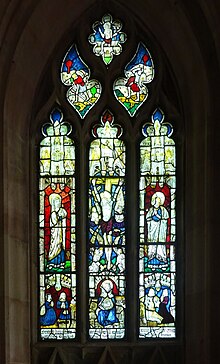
{"left": 47, "top": 193, "right": 67, "bottom": 270}
{"left": 144, "top": 288, "right": 163, "bottom": 323}
{"left": 146, "top": 191, "right": 169, "bottom": 270}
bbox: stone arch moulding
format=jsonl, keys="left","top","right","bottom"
{"left": 2, "top": 1, "right": 215, "bottom": 363}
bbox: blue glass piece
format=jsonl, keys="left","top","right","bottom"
{"left": 152, "top": 108, "right": 164, "bottom": 123}
{"left": 166, "top": 124, "right": 173, "bottom": 137}
{"left": 50, "top": 108, "right": 62, "bottom": 124}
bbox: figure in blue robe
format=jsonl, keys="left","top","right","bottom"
{"left": 57, "top": 292, "right": 71, "bottom": 322}
{"left": 97, "top": 279, "right": 119, "bottom": 326}
{"left": 40, "top": 293, "right": 57, "bottom": 326}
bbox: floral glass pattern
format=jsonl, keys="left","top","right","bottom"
{"left": 88, "top": 14, "right": 127, "bottom": 66}
{"left": 61, "top": 45, "right": 102, "bottom": 118}
{"left": 39, "top": 109, "right": 76, "bottom": 340}
{"left": 88, "top": 110, "right": 126, "bottom": 339}
{"left": 139, "top": 109, "right": 176, "bottom": 338}
{"left": 113, "top": 43, "right": 154, "bottom": 116}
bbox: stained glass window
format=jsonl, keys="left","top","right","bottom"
{"left": 88, "top": 14, "right": 127, "bottom": 65}
{"left": 88, "top": 110, "right": 126, "bottom": 339}
{"left": 39, "top": 109, "right": 76, "bottom": 340}
{"left": 38, "top": 11, "right": 180, "bottom": 346}
{"left": 139, "top": 109, "right": 176, "bottom": 338}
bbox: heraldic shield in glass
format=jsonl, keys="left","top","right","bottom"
{"left": 88, "top": 110, "right": 126, "bottom": 339}
{"left": 113, "top": 42, "right": 154, "bottom": 116}
{"left": 39, "top": 109, "right": 76, "bottom": 340}
{"left": 88, "top": 14, "right": 127, "bottom": 66}
{"left": 61, "top": 44, "right": 102, "bottom": 118}
{"left": 139, "top": 109, "right": 176, "bottom": 338}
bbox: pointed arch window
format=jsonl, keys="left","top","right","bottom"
{"left": 37, "top": 9, "right": 180, "bottom": 351}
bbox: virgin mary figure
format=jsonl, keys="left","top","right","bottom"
{"left": 96, "top": 279, "right": 119, "bottom": 326}
{"left": 146, "top": 191, "right": 169, "bottom": 270}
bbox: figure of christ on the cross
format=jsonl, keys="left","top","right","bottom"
{"left": 90, "top": 177, "right": 124, "bottom": 270}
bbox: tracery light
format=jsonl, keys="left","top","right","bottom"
{"left": 113, "top": 42, "right": 154, "bottom": 116}
{"left": 88, "top": 14, "right": 127, "bottom": 65}
{"left": 61, "top": 44, "right": 102, "bottom": 118}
